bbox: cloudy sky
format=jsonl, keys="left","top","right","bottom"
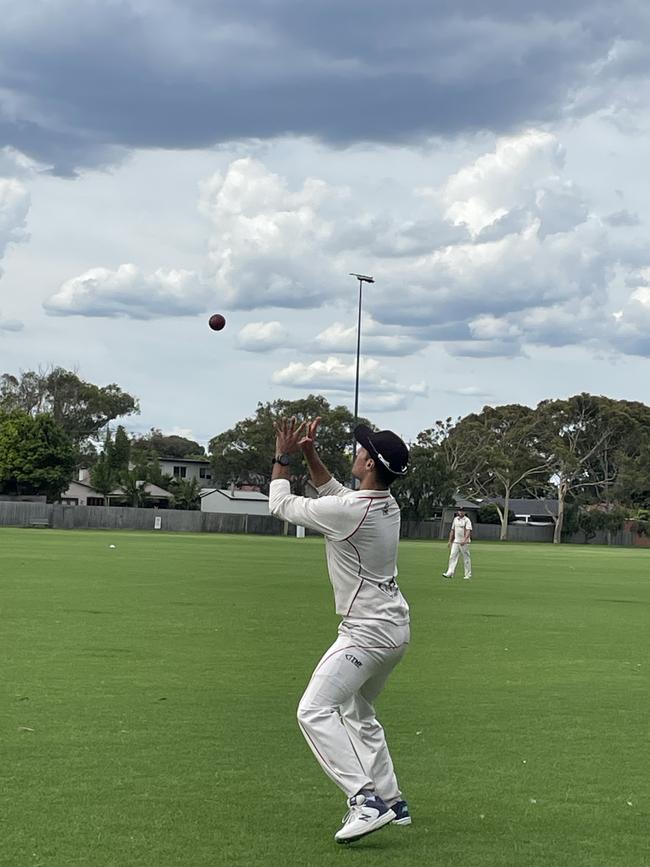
{"left": 2, "top": 0, "right": 650, "bottom": 446}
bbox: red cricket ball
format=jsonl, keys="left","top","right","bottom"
{"left": 208, "top": 313, "right": 226, "bottom": 331}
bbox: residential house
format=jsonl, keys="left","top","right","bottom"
{"left": 61, "top": 470, "right": 174, "bottom": 508}
{"left": 157, "top": 457, "right": 213, "bottom": 488}
{"left": 481, "top": 496, "right": 558, "bottom": 525}
{"left": 200, "top": 486, "right": 269, "bottom": 516}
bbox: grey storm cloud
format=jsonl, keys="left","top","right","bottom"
{"left": 1, "top": 0, "right": 649, "bottom": 173}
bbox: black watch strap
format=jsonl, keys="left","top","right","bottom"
{"left": 272, "top": 453, "right": 291, "bottom": 467}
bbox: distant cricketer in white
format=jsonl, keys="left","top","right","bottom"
{"left": 268, "top": 416, "right": 412, "bottom": 845}
{"left": 443, "top": 507, "right": 473, "bottom": 580}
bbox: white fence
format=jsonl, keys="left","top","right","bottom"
{"left": 0, "top": 502, "right": 642, "bottom": 545}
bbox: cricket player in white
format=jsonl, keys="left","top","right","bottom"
{"left": 269, "top": 417, "right": 411, "bottom": 844}
{"left": 443, "top": 508, "right": 472, "bottom": 580}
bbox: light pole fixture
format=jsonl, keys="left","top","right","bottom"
{"left": 349, "top": 273, "right": 375, "bottom": 467}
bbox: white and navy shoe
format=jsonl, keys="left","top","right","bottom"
{"left": 391, "top": 800, "right": 412, "bottom": 826}
{"left": 335, "top": 792, "right": 396, "bottom": 844}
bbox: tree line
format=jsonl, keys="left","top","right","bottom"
{"left": 0, "top": 368, "right": 205, "bottom": 509}
{"left": 402, "top": 396, "right": 650, "bottom": 542}
{"left": 1, "top": 368, "right": 649, "bottom": 539}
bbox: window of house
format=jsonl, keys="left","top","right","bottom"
{"left": 199, "top": 467, "right": 212, "bottom": 479}
{"left": 87, "top": 497, "right": 105, "bottom": 506}
{"left": 173, "top": 466, "right": 187, "bottom": 478}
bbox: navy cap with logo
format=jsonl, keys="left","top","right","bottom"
{"left": 353, "top": 425, "right": 409, "bottom": 477}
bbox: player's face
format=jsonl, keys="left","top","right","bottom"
{"left": 352, "top": 447, "right": 371, "bottom": 480}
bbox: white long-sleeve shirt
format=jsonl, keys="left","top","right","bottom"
{"left": 268, "top": 477, "right": 409, "bottom": 627}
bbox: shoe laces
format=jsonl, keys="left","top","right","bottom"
{"left": 341, "top": 794, "right": 367, "bottom": 825}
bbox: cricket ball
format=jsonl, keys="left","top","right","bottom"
{"left": 208, "top": 314, "right": 226, "bottom": 331}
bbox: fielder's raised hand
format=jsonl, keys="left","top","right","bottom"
{"left": 299, "top": 416, "right": 322, "bottom": 452}
{"left": 274, "top": 416, "right": 307, "bottom": 455}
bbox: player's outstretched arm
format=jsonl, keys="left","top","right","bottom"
{"left": 299, "top": 417, "right": 332, "bottom": 487}
{"left": 300, "top": 417, "right": 352, "bottom": 496}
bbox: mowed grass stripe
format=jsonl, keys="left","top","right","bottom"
{"left": 1, "top": 528, "right": 649, "bottom": 867}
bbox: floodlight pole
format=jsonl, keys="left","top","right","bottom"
{"left": 349, "top": 273, "right": 374, "bottom": 469}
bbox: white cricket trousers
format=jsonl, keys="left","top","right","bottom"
{"left": 446, "top": 542, "right": 472, "bottom": 577}
{"left": 297, "top": 623, "right": 409, "bottom": 803}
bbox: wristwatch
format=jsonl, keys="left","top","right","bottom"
{"left": 272, "top": 453, "right": 291, "bottom": 466}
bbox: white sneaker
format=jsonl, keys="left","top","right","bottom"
{"left": 463, "top": 575, "right": 472, "bottom": 580}
{"left": 442, "top": 572, "right": 452, "bottom": 579}
{"left": 335, "top": 793, "right": 396, "bottom": 844}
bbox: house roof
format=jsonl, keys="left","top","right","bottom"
{"left": 480, "top": 496, "right": 559, "bottom": 516}
{"left": 452, "top": 497, "right": 480, "bottom": 510}
{"left": 200, "top": 488, "right": 269, "bottom": 502}
{"left": 69, "top": 481, "right": 97, "bottom": 492}
{"left": 140, "top": 483, "right": 174, "bottom": 499}
{"left": 158, "top": 456, "right": 210, "bottom": 464}
{"left": 64, "top": 480, "right": 173, "bottom": 500}
{"left": 110, "top": 482, "right": 174, "bottom": 499}
{"left": 452, "top": 494, "right": 559, "bottom": 515}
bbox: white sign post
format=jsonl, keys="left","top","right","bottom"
{"left": 154, "top": 516, "right": 162, "bottom": 530}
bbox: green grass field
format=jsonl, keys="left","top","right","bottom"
{"left": 2, "top": 528, "right": 649, "bottom": 867}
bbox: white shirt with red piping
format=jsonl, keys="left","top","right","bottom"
{"left": 452, "top": 515, "right": 472, "bottom": 544}
{"left": 269, "top": 477, "right": 409, "bottom": 626}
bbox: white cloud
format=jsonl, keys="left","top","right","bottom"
{"left": 444, "top": 339, "right": 523, "bottom": 359}
{"left": 610, "top": 279, "right": 650, "bottom": 356}
{"left": 0, "top": 315, "right": 23, "bottom": 333}
{"left": 44, "top": 264, "right": 208, "bottom": 319}
{"left": 366, "top": 130, "right": 639, "bottom": 362}
{"left": 0, "top": 150, "right": 31, "bottom": 306}
{"left": 200, "top": 158, "right": 351, "bottom": 310}
{"left": 235, "top": 320, "right": 291, "bottom": 352}
{"left": 469, "top": 314, "right": 521, "bottom": 341}
{"left": 313, "top": 318, "right": 424, "bottom": 357}
{"left": 603, "top": 209, "right": 641, "bottom": 227}
{"left": 37, "top": 130, "right": 650, "bottom": 366}
{"left": 444, "top": 386, "right": 494, "bottom": 399}
{"left": 165, "top": 427, "right": 197, "bottom": 440}
{"left": 272, "top": 356, "right": 381, "bottom": 391}
{"left": 271, "top": 355, "right": 427, "bottom": 411}
{"left": 0, "top": 146, "right": 42, "bottom": 179}
{"left": 441, "top": 131, "right": 571, "bottom": 235}
{"left": 0, "top": 176, "right": 30, "bottom": 259}
{"left": 516, "top": 302, "right": 603, "bottom": 348}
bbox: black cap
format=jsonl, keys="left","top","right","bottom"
{"left": 354, "top": 425, "right": 409, "bottom": 477}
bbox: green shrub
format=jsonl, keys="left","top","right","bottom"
{"left": 477, "top": 504, "right": 515, "bottom": 524}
